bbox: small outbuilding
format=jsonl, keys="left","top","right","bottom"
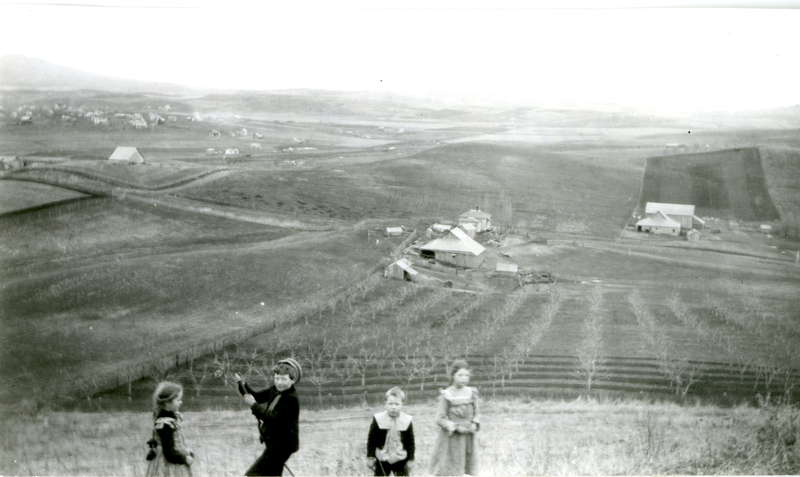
{"left": 496, "top": 262, "right": 519, "bottom": 276}
{"left": 687, "top": 229, "right": 701, "bottom": 241}
{"left": 426, "top": 223, "right": 452, "bottom": 238}
{"left": 636, "top": 210, "right": 680, "bottom": 235}
{"left": 459, "top": 223, "right": 477, "bottom": 238}
{"left": 385, "top": 227, "right": 403, "bottom": 237}
{"left": 385, "top": 258, "right": 418, "bottom": 281}
{"left": 108, "top": 147, "right": 145, "bottom": 164}
{"left": 760, "top": 224, "right": 772, "bottom": 234}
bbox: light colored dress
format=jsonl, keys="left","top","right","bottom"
{"left": 429, "top": 386, "right": 480, "bottom": 476}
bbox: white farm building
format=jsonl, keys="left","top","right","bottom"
{"left": 385, "top": 258, "right": 418, "bottom": 281}
{"left": 108, "top": 147, "right": 144, "bottom": 164}
{"left": 642, "top": 202, "right": 703, "bottom": 230}
{"left": 420, "top": 227, "right": 485, "bottom": 269}
{"left": 636, "top": 210, "right": 680, "bottom": 235}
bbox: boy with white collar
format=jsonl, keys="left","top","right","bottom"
{"left": 366, "top": 386, "right": 415, "bottom": 476}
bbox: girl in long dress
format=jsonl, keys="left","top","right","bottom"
{"left": 146, "top": 382, "right": 195, "bottom": 477}
{"left": 429, "top": 360, "right": 480, "bottom": 476}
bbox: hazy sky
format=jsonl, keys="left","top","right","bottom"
{"left": 1, "top": 1, "right": 799, "bottom": 111}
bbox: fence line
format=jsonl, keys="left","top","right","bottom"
{"left": 391, "top": 230, "right": 417, "bottom": 258}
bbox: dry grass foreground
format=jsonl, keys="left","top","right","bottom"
{"left": 2, "top": 396, "right": 798, "bottom": 476}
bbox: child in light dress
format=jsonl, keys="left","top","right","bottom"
{"left": 429, "top": 360, "right": 480, "bottom": 476}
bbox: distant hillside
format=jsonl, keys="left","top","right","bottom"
{"left": 0, "top": 55, "right": 195, "bottom": 94}
{"left": 639, "top": 148, "right": 780, "bottom": 221}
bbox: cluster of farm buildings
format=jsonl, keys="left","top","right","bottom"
{"left": 635, "top": 202, "right": 704, "bottom": 241}
{"left": 385, "top": 208, "right": 500, "bottom": 282}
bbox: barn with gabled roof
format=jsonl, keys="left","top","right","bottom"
{"left": 636, "top": 210, "right": 680, "bottom": 235}
{"left": 419, "top": 227, "right": 485, "bottom": 268}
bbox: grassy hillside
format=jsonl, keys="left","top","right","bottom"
{"left": 0, "top": 198, "right": 391, "bottom": 403}
{"left": 178, "top": 142, "right": 642, "bottom": 238}
{"left": 2, "top": 397, "right": 798, "bottom": 476}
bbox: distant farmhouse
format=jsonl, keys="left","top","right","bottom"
{"left": 108, "top": 147, "right": 145, "bottom": 164}
{"left": 420, "top": 227, "right": 485, "bottom": 268}
{"left": 458, "top": 207, "right": 492, "bottom": 232}
{"left": 637, "top": 202, "right": 704, "bottom": 235}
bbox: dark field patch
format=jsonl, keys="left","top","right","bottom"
{"left": 640, "top": 148, "right": 780, "bottom": 221}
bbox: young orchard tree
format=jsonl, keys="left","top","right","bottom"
{"left": 303, "top": 347, "right": 334, "bottom": 406}
{"left": 515, "top": 285, "right": 562, "bottom": 357}
{"left": 577, "top": 285, "right": 606, "bottom": 392}
{"left": 629, "top": 289, "right": 703, "bottom": 399}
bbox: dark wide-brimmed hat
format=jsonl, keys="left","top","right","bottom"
{"left": 277, "top": 358, "right": 303, "bottom": 383}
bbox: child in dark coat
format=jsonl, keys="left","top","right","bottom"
{"left": 366, "top": 386, "right": 415, "bottom": 476}
{"left": 235, "top": 358, "right": 302, "bottom": 477}
{"left": 146, "top": 381, "right": 194, "bottom": 477}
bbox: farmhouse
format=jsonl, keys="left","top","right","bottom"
{"left": 108, "top": 147, "right": 145, "bottom": 164}
{"left": 643, "top": 202, "right": 700, "bottom": 230}
{"left": 419, "top": 227, "right": 485, "bottom": 269}
{"left": 385, "top": 227, "right": 403, "bottom": 237}
{"left": 458, "top": 208, "right": 491, "bottom": 232}
{"left": 385, "top": 258, "right": 418, "bottom": 282}
{"left": 636, "top": 210, "right": 680, "bottom": 235}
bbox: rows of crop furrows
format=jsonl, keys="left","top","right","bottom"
{"left": 90, "top": 281, "right": 799, "bottom": 410}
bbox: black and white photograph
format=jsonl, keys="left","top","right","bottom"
{"left": 1, "top": 1, "right": 799, "bottom": 476}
